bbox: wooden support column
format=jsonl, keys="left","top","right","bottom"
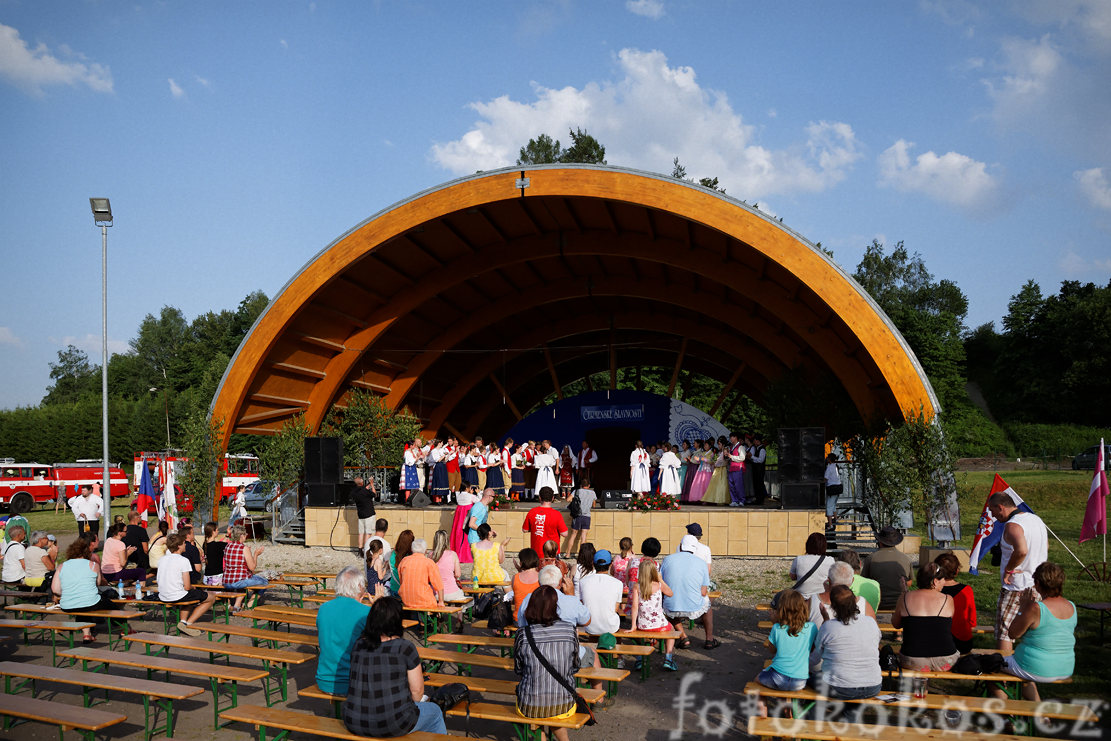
{"left": 543, "top": 347, "right": 563, "bottom": 400}
{"left": 585, "top": 374, "right": 595, "bottom": 392}
{"left": 608, "top": 327, "right": 617, "bottom": 390}
{"left": 710, "top": 365, "right": 745, "bottom": 415}
{"left": 488, "top": 374, "right": 523, "bottom": 420}
{"left": 667, "top": 338, "right": 688, "bottom": 397}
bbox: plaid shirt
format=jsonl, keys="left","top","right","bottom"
{"left": 343, "top": 637, "right": 420, "bottom": 737}
{"left": 222, "top": 541, "right": 251, "bottom": 584}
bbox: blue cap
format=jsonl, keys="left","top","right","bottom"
{"left": 594, "top": 549, "right": 612, "bottom": 567}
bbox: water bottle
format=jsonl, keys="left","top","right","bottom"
{"left": 472, "top": 574, "right": 479, "bottom": 589}
{"left": 135, "top": 582, "right": 143, "bottom": 600}
{"left": 118, "top": 580, "right": 124, "bottom": 598}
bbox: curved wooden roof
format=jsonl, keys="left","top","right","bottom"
{"left": 211, "top": 165, "right": 938, "bottom": 443}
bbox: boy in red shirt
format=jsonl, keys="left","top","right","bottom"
{"left": 522, "top": 486, "right": 568, "bottom": 556}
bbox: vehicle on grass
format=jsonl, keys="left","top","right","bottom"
{"left": 1072, "top": 444, "right": 1111, "bottom": 471}
{"left": 241, "top": 479, "right": 293, "bottom": 512}
{"left": 133, "top": 451, "right": 260, "bottom": 503}
{"left": 0, "top": 459, "right": 129, "bottom": 514}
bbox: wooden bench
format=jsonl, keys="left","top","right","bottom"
{"left": 124, "top": 630, "right": 313, "bottom": 705}
{"left": 237, "top": 607, "right": 417, "bottom": 632}
{"left": 220, "top": 703, "right": 456, "bottom": 741}
{"left": 281, "top": 572, "right": 334, "bottom": 589}
{"left": 0, "top": 690, "right": 127, "bottom": 741}
{"left": 427, "top": 632, "right": 656, "bottom": 676}
{"left": 111, "top": 597, "right": 202, "bottom": 633}
{"left": 6, "top": 603, "right": 143, "bottom": 650}
{"left": 267, "top": 577, "right": 320, "bottom": 607}
{"left": 748, "top": 714, "right": 1067, "bottom": 741}
{"left": 57, "top": 645, "right": 269, "bottom": 730}
{"left": 0, "top": 618, "right": 95, "bottom": 665}
{"left": 0, "top": 589, "right": 50, "bottom": 607}
{"left": 0, "top": 659, "right": 204, "bottom": 739}
{"left": 404, "top": 604, "right": 464, "bottom": 642}
{"left": 193, "top": 620, "right": 319, "bottom": 650}
{"left": 446, "top": 699, "right": 590, "bottom": 741}
{"left": 756, "top": 620, "right": 994, "bottom": 635}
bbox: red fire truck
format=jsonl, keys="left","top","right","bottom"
{"left": 133, "top": 452, "right": 260, "bottom": 502}
{"left": 0, "top": 459, "right": 129, "bottom": 513}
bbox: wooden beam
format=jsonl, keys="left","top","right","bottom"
{"left": 239, "top": 407, "right": 303, "bottom": 425}
{"left": 444, "top": 422, "right": 466, "bottom": 442}
{"left": 543, "top": 346, "right": 563, "bottom": 400}
{"left": 667, "top": 338, "right": 688, "bottom": 397}
{"left": 488, "top": 374, "right": 523, "bottom": 420}
{"left": 585, "top": 374, "right": 595, "bottom": 392}
{"left": 349, "top": 379, "right": 391, "bottom": 393}
{"left": 249, "top": 393, "right": 310, "bottom": 408}
{"left": 608, "top": 327, "right": 617, "bottom": 390}
{"left": 710, "top": 364, "right": 746, "bottom": 415}
{"left": 271, "top": 362, "right": 327, "bottom": 380}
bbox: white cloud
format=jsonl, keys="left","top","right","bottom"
{"left": 431, "top": 48, "right": 860, "bottom": 199}
{"left": 626, "top": 0, "right": 664, "bottom": 19}
{"left": 983, "top": 35, "right": 1062, "bottom": 105}
{"left": 194, "top": 75, "right": 210, "bottom": 88}
{"left": 1059, "top": 249, "right": 1111, "bottom": 277}
{"left": 1075, "top": 167, "right": 1111, "bottom": 210}
{"left": 1013, "top": 0, "right": 1111, "bottom": 50}
{"left": 0, "top": 23, "right": 113, "bottom": 96}
{"left": 168, "top": 78, "right": 185, "bottom": 99}
{"left": 878, "top": 139, "right": 1002, "bottom": 214}
{"left": 279, "top": 39, "right": 289, "bottom": 50}
{"left": 0, "top": 327, "right": 21, "bottom": 347}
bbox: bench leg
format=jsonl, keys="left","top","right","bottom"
{"left": 142, "top": 694, "right": 175, "bottom": 739}
{"left": 211, "top": 678, "right": 240, "bottom": 729}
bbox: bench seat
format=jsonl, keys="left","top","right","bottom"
{"left": 220, "top": 704, "right": 456, "bottom": 741}
{"left": 445, "top": 700, "right": 590, "bottom": 741}
{"left": 748, "top": 715, "right": 1061, "bottom": 741}
{"left": 0, "top": 690, "right": 126, "bottom": 741}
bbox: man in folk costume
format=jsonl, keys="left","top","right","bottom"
{"left": 748, "top": 434, "right": 768, "bottom": 505}
{"left": 413, "top": 437, "right": 428, "bottom": 494}
{"left": 476, "top": 446, "right": 488, "bottom": 491}
{"left": 630, "top": 441, "right": 651, "bottom": 497}
{"left": 727, "top": 432, "right": 747, "bottom": 507}
{"left": 444, "top": 437, "right": 461, "bottom": 503}
{"left": 522, "top": 441, "right": 537, "bottom": 501}
{"left": 576, "top": 440, "right": 597, "bottom": 488}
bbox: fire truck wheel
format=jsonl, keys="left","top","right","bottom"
{"left": 9, "top": 492, "right": 34, "bottom": 514}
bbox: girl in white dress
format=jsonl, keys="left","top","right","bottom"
{"left": 629, "top": 441, "right": 651, "bottom": 496}
{"left": 658, "top": 443, "right": 682, "bottom": 497}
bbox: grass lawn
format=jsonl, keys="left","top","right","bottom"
{"left": 11, "top": 500, "right": 234, "bottom": 538}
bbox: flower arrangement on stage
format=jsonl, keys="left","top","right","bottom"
{"left": 489, "top": 493, "right": 512, "bottom": 511}
{"left": 628, "top": 491, "right": 681, "bottom": 511}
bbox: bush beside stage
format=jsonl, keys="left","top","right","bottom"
{"left": 305, "top": 506, "right": 825, "bottom": 557}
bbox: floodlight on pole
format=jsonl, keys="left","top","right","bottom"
{"left": 90, "top": 198, "right": 112, "bottom": 542}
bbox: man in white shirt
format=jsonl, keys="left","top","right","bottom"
{"left": 157, "top": 533, "right": 217, "bottom": 636}
{"left": 578, "top": 549, "right": 624, "bottom": 636}
{"left": 989, "top": 492, "right": 1049, "bottom": 652}
{"left": 68, "top": 485, "right": 103, "bottom": 537}
{"left": 365, "top": 518, "right": 393, "bottom": 559}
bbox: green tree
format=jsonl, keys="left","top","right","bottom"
{"left": 517, "top": 128, "right": 606, "bottom": 166}
{"left": 670, "top": 156, "right": 725, "bottom": 193}
{"left": 518, "top": 133, "right": 563, "bottom": 165}
{"left": 179, "top": 412, "right": 225, "bottom": 522}
{"left": 320, "top": 390, "right": 421, "bottom": 477}
{"left": 257, "top": 414, "right": 309, "bottom": 495}
{"left": 42, "top": 345, "right": 99, "bottom": 405}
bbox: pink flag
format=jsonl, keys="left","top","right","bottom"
{"left": 1080, "top": 438, "right": 1108, "bottom": 543}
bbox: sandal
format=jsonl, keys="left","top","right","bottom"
{"left": 676, "top": 637, "right": 691, "bottom": 650}
{"left": 703, "top": 638, "right": 721, "bottom": 650}
{"left": 82, "top": 634, "right": 95, "bottom": 644}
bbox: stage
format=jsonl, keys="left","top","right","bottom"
{"left": 305, "top": 504, "right": 824, "bottom": 557}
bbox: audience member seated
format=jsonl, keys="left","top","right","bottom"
{"left": 679, "top": 523, "right": 712, "bottom": 574}
{"left": 572, "top": 543, "right": 595, "bottom": 600}
{"left": 316, "top": 565, "right": 372, "bottom": 695}
{"left": 862, "top": 526, "right": 912, "bottom": 610}
{"left": 808, "top": 561, "right": 875, "bottom": 629}
{"left": 470, "top": 523, "right": 509, "bottom": 583}
{"left": 389, "top": 530, "right": 415, "bottom": 595}
{"left": 838, "top": 549, "right": 880, "bottom": 614}
{"left": 123, "top": 511, "right": 151, "bottom": 571}
{"left": 365, "top": 540, "right": 391, "bottom": 598}
{"left": 934, "top": 551, "right": 976, "bottom": 654}
{"left": 223, "top": 524, "right": 268, "bottom": 611}
{"left": 430, "top": 529, "right": 464, "bottom": 601}
{"left": 343, "top": 597, "right": 447, "bottom": 736}
{"left": 661, "top": 540, "right": 718, "bottom": 649}
{"left": 147, "top": 520, "right": 170, "bottom": 570}
{"left": 1, "top": 525, "right": 27, "bottom": 588}
{"left": 892, "top": 562, "right": 959, "bottom": 671}
{"left": 991, "top": 561, "right": 1076, "bottom": 702}
{"left": 511, "top": 548, "right": 541, "bottom": 619}
{"left": 515, "top": 585, "right": 583, "bottom": 738}
{"left": 22, "top": 530, "right": 57, "bottom": 590}
{"left": 612, "top": 537, "right": 634, "bottom": 584}
{"left": 624, "top": 537, "right": 661, "bottom": 595}
{"left": 540, "top": 539, "right": 570, "bottom": 579}
{"left": 101, "top": 524, "right": 147, "bottom": 584}
{"left": 51, "top": 536, "right": 115, "bottom": 642}
{"left": 627, "top": 558, "right": 677, "bottom": 671}
{"left": 398, "top": 538, "right": 444, "bottom": 609}
{"left": 157, "top": 533, "right": 218, "bottom": 636}
{"left": 758, "top": 589, "right": 816, "bottom": 691}
{"left": 579, "top": 549, "right": 623, "bottom": 637}
{"left": 809, "top": 585, "right": 881, "bottom": 699}
{"left": 518, "top": 565, "right": 602, "bottom": 692}
{"left": 789, "top": 532, "right": 833, "bottom": 599}
{"left": 202, "top": 522, "right": 226, "bottom": 586}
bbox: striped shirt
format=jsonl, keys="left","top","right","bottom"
{"left": 514, "top": 621, "right": 580, "bottom": 718}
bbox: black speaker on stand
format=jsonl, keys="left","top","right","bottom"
{"left": 776, "top": 427, "right": 825, "bottom": 509}
{"left": 305, "top": 437, "right": 344, "bottom": 485}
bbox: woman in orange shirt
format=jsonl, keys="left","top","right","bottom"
{"left": 511, "top": 548, "right": 541, "bottom": 619}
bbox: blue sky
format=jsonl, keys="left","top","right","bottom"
{"left": 1, "top": 1, "right": 1109, "bottom": 410}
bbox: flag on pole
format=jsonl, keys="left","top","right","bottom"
{"left": 1080, "top": 439, "right": 1108, "bottom": 544}
{"left": 968, "top": 474, "right": 1034, "bottom": 574}
{"left": 136, "top": 460, "right": 156, "bottom": 520}
{"left": 162, "top": 463, "right": 178, "bottom": 532}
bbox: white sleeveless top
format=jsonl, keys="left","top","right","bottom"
{"left": 1001, "top": 510, "right": 1048, "bottom": 592}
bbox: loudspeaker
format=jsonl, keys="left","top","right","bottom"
{"left": 307, "top": 482, "right": 339, "bottom": 506}
{"left": 599, "top": 490, "right": 633, "bottom": 509}
{"left": 776, "top": 427, "right": 826, "bottom": 483}
{"left": 409, "top": 491, "right": 431, "bottom": 508}
{"left": 781, "top": 481, "right": 822, "bottom": 509}
{"left": 305, "top": 437, "right": 344, "bottom": 484}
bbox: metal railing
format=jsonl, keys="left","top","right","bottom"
{"left": 271, "top": 485, "right": 302, "bottom": 544}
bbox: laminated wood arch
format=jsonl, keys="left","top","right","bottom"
{"left": 211, "top": 165, "right": 938, "bottom": 444}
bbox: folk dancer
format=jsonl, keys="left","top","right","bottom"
{"left": 748, "top": 435, "right": 768, "bottom": 505}
{"left": 576, "top": 441, "right": 597, "bottom": 488}
{"left": 485, "top": 445, "right": 505, "bottom": 496}
{"left": 558, "top": 445, "right": 575, "bottom": 500}
{"left": 534, "top": 443, "right": 558, "bottom": 499}
{"left": 659, "top": 443, "right": 683, "bottom": 498}
{"left": 522, "top": 441, "right": 537, "bottom": 501}
{"left": 444, "top": 437, "right": 461, "bottom": 503}
{"left": 429, "top": 440, "right": 450, "bottom": 504}
{"left": 630, "top": 441, "right": 651, "bottom": 498}
{"left": 461, "top": 445, "right": 479, "bottom": 491}
{"left": 727, "top": 433, "right": 747, "bottom": 507}
{"left": 401, "top": 441, "right": 421, "bottom": 505}
{"left": 477, "top": 446, "right": 489, "bottom": 491}
{"left": 509, "top": 445, "right": 528, "bottom": 501}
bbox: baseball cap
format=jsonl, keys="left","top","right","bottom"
{"left": 597, "top": 632, "right": 617, "bottom": 650}
{"left": 594, "top": 549, "right": 613, "bottom": 567}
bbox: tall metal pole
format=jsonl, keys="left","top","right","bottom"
{"left": 101, "top": 223, "right": 110, "bottom": 542}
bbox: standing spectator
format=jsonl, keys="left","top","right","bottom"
{"left": 22, "top": 531, "right": 57, "bottom": 590}
{"left": 790, "top": 533, "right": 833, "bottom": 599}
{"left": 351, "top": 477, "right": 378, "bottom": 552}
{"left": 430, "top": 529, "right": 464, "bottom": 601}
{"left": 808, "top": 585, "right": 881, "bottom": 700}
{"left": 522, "top": 487, "right": 568, "bottom": 557}
{"left": 450, "top": 488, "right": 475, "bottom": 565}
{"left": 157, "top": 533, "right": 218, "bottom": 636}
{"left": 861, "top": 527, "right": 912, "bottom": 610}
{"left": 68, "top": 485, "right": 103, "bottom": 537}
{"left": 223, "top": 524, "right": 268, "bottom": 611}
{"left": 661, "top": 543, "right": 717, "bottom": 649}
{"left": 397, "top": 539, "right": 444, "bottom": 609}
{"left": 467, "top": 489, "right": 494, "bottom": 547}
{"left": 316, "top": 565, "right": 372, "bottom": 695}
{"left": 1, "top": 525, "right": 27, "bottom": 586}
{"left": 343, "top": 597, "right": 447, "bottom": 736}
{"left": 838, "top": 549, "right": 881, "bottom": 614}
{"left": 563, "top": 478, "right": 596, "bottom": 559}
{"left": 934, "top": 552, "right": 977, "bottom": 654}
{"left": 988, "top": 491, "right": 1049, "bottom": 652}
{"left": 202, "top": 522, "right": 226, "bottom": 586}
{"left": 514, "top": 586, "right": 582, "bottom": 739}
{"left": 123, "top": 511, "right": 151, "bottom": 572}
{"left": 579, "top": 549, "right": 623, "bottom": 637}
{"left": 229, "top": 485, "right": 248, "bottom": 527}
{"left": 824, "top": 454, "right": 842, "bottom": 528}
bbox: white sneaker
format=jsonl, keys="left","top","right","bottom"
{"left": 729, "top": 502, "right": 740, "bottom": 507}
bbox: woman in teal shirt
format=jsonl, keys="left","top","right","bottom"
{"left": 991, "top": 561, "right": 1076, "bottom": 702}
{"left": 51, "top": 536, "right": 115, "bottom": 642}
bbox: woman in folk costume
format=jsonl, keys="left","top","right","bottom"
{"left": 509, "top": 444, "right": 528, "bottom": 501}
{"left": 629, "top": 441, "right": 651, "bottom": 497}
{"left": 702, "top": 436, "right": 731, "bottom": 505}
{"left": 533, "top": 441, "right": 558, "bottom": 497}
{"left": 501, "top": 438, "right": 515, "bottom": 498}
{"left": 677, "top": 441, "right": 692, "bottom": 492}
{"left": 429, "top": 439, "right": 450, "bottom": 503}
{"left": 450, "top": 486, "right": 475, "bottom": 564}
{"left": 485, "top": 445, "right": 505, "bottom": 495}
{"left": 461, "top": 444, "right": 479, "bottom": 490}
{"left": 558, "top": 445, "right": 575, "bottom": 500}
{"left": 658, "top": 443, "right": 683, "bottom": 498}
{"left": 681, "top": 439, "right": 702, "bottom": 502}
{"left": 476, "top": 446, "right": 488, "bottom": 491}
{"left": 688, "top": 439, "right": 716, "bottom": 502}
{"left": 401, "top": 440, "right": 421, "bottom": 503}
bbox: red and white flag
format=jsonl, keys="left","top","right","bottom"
{"left": 1080, "top": 439, "right": 1108, "bottom": 544}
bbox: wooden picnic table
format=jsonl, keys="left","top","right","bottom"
{"left": 5, "top": 603, "right": 142, "bottom": 649}
{"left": 0, "top": 618, "right": 95, "bottom": 665}
{"left": 193, "top": 621, "right": 319, "bottom": 650}
{"left": 0, "top": 690, "right": 127, "bottom": 741}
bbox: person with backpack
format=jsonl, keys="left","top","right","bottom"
{"left": 563, "top": 478, "right": 596, "bottom": 559}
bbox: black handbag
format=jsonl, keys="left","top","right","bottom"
{"left": 771, "top": 555, "right": 828, "bottom": 610}
{"left": 523, "top": 625, "right": 597, "bottom": 726}
{"left": 488, "top": 598, "right": 514, "bottom": 630}
{"left": 428, "top": 682, "right": 470, "bottom": 736}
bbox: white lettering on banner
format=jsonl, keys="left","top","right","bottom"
{"left": 580, "top": 404, "right": 645, "bottom": 423}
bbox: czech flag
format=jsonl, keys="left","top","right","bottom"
{"left": 968, "top": 474, "right": 1034, "bottom": 574}
{"left": 136, "top": 459, "right": 157, "bottom": 518}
